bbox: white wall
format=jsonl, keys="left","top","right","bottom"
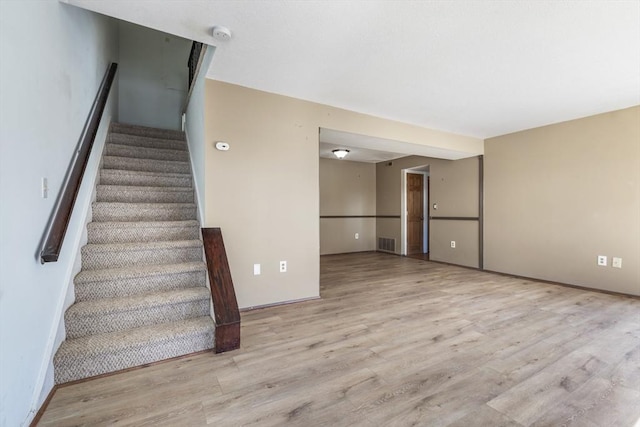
{"left": 118, "top": 21, "right": 191, "bottom": 131}
{"left": 185, "top": 45, "right": 215, "bottom": 220}
{"left": 0, "top": 2, "right": 118, "bottom": 425}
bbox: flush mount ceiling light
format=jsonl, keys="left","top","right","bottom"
{"left": 332, "top": 149, "right": 350, "bottom": 159}
{"left": 212, "top": 26, "right": 232, "bottom": 42}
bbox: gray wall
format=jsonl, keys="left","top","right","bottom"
{"left": 118, "top": 21, "right": 191, "bottom": 130}
{"left": 0, "top": 2, "right": 119, "bottom": 425}
{"left": 320, "top": 158, "right": 376, "bottom": 254}
{"left": 485, "top": 106, "right": 640, "bottom": 295}
{"left": 185, "top": 45, "right": 215, "bottom": 220}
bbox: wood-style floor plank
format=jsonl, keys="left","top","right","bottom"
{"left": 37, "top": 252, "right": 640, "bottom": 426}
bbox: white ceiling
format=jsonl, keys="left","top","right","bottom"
{"left": 319, "top": 128, "right": 470, "bottom": 163}
{"left": 67, "top": 0, "right": 640, "bottom": 138}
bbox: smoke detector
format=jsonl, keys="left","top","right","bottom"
{"left": 212, "top": 26, "right": 232, "bottom": 42}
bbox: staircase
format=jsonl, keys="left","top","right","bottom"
{"left": 53, "top": 123, "right": 214, "bottom": 384}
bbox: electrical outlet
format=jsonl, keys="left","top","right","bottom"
{"left": 597, "top": 255, "right": 607, "bottom": 267}
{"left": 279, "top": 261, "right": 287, "bottom": 273}
{"left": 450, "top": 241, "right": 456, "bottom": 248}
{"left": 612, "top": 257, "right": 622, "bottom": 269}
{"left": 253, "top": 264, "right": 260, "bottom": 275}
{"left": 355, "top": 233, "right": 359, "bottom": 240}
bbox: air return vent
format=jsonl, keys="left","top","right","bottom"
{"left": 378, "top": 237, "right": 396, "bottom": 253}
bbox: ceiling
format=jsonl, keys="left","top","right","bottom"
{"left": 68, "top": 1, "right": 640, "bottom": 139}
{"left": 319, "top": 128, "right": 470, "bottom": 163}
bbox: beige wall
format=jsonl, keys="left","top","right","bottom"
{"left": 376, "top": 155, "right": 481, "bottom": 267}
{"left": 485, "top": 106, "right": 640, "bottom": 295}
{"left": 376, "top": 156, "right": 433, "bottom": 255}
{"left": 429, "top": 156, "right": 481, "bottom": 268}
{"left": 204, "top": 80, "right": 482, "bottom": 308}
{"left": 320, "top": 158, "right": 376, "bottom": 254}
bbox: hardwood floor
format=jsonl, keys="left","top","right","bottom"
{"left": 38, "top": 252, "right": 640, "bottom": 426}
{"left": 407, "top": 252, "right": 430, "bottom": 261}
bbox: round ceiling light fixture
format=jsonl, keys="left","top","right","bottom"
{"left": 212, "top": 26, "right": 232, "bottom": 42}
{"left": 332, "top": 149, "right": 350, "bottom": 159}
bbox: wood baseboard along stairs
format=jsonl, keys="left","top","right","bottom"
{"left": 53, "top": 123, "right": 215, "bottom": 384}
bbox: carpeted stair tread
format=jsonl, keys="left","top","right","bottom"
{"left": 54, "top": 317, "right": 214, "bottom": 383}
{"left": 103, "top": 156, "right": 190, "bottom": 174}
{"left": 83, "top": 239, "right": 203, "bottom": 252}
{"left": 56, "top": 317, "right": 214, "bottom": 357}
{"left": 65, "top": 288, "right": 210, "bottom": 338}
{"left": 75, "top": 261, "right": 206, "bottom": 284}
{"left": 87, "top": 219, "right": 198, "bottom": 231}
{"left": 54, "top": 123, "right": 215, "bottom": 385}
{"left": 67, "top": 288, "right": 209, "bottom": 318}
{"left": 96, "top": 185, "right": 194, "bottom": 203}
{"left": 74, "top": 262, "right": 207, "bottom": 301}
{"left": 81, "top": 239, "right": 203, "bottom": 270}
{"left": 100, "top": 169, "right": 192, "bottom": 188}
{"left": 108, "top": 133, "right": 187, "bottom": 151}
{"left": 92, "top": 202, "right": 197, "bottom": 221}
{"left": 87, "top": 220, "right": 200, "bottom": 244}
{"left": 111, "top": 122, "right": 185, "bottom": 141}
{"left": 105, "top": 143, "right": 189, "bottom": 162}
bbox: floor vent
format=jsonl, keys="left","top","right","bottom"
{"left": 378, "top": 237, "right": 396, "bottom": 253}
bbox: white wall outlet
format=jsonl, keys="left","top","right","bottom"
{"left": 253, "top": 264, "right": 261, "bottom": 275}
{"left": 612, "top": 257, "right": 622, "bottom": 269}
{"left": 597, "top": 255, "right": 607, "bottom": 267}
{"left": 41, "top": 177, "right": 48, "bottom": 199}
{"left": 450, "top": 240, "right": 456, "bottom": 248}
{"left": 355, "top": 233, "right": 359, "bottom": 240}
{"left": 279, "top": 260, "right": 287, "bottom": 273}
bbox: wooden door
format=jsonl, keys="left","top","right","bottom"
{"left": 407, "top": 173, "right": 424, "bottom": 255}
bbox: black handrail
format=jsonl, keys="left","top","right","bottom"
{"left": 40, "top": 63, "right": 118, "bottom": 263}
{"left": 187, "top": 42, "right": 203, "bottom": 89}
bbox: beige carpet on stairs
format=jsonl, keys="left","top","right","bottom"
{"left": 53, "top": 122, "right": 214, "bottom": 384}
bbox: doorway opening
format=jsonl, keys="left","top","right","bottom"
{"left": 401, "top": 165, "right": 429, "bottom": 258}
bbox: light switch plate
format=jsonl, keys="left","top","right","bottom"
{"left": 41, "top": 177, "right": 48, "bottom": 198}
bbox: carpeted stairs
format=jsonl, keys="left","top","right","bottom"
{"left": 53, "top": 122, "right": 214, "bottom": 384}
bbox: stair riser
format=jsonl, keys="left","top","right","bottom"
{"left": 105, "top": 144, "right": 189, "bottom": 162}
{"left": 65, "top": 299, "right": 210, "bottom": 339}
{"left": 54, "top": 328, "right": 214, "bottom": 384}
{"left": 103, "top": 156, "right": 190, "bottom": 174}
{"left": 111, "top": 123, "right": 185, "bottom": 141}
{"left": 74, "top": 270, "right": 206, "bottom": 301}
{"left": 96, "top": 187, "right": 194, "bottom": 203}
{"left": 82, "top": 246, "right": 203, "bottom": 270}
{"left": 100, "top": 170, "right": 192, "bottom": 188}
{"left": 92, "top": 204, "right": 197, "bottom": 222}
{"left": 109, "top": 133, "right": 187, "bottom": 152}
{"left": 88, "top": 225, "right": 200, "bottom": 244}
